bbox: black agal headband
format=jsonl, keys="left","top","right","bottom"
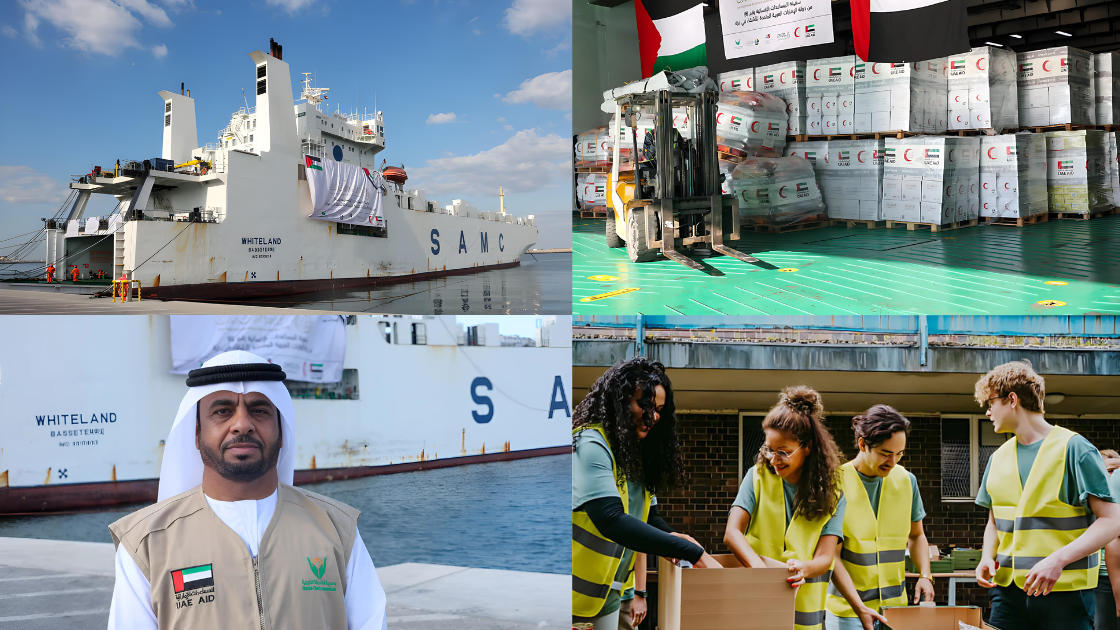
{"left": 185, "top": 363, "right": 287, "bottom": 387}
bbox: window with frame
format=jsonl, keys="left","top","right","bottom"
{"left": 941, "top": 415, "right": 1008, "bottom": 501}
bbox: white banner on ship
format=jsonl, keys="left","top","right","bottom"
{"left": 304, "top": 154, "right": 385, "bottom": 228}
{"left": 719, "top": 0, "right": 834, "bottom": 60}
{"left": 169, "top": 315, "right": 347, "bottom": 383}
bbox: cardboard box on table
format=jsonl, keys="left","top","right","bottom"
{"left": 757, "top": 61, "right": 808, "bottom": 134}
{"left": 883, "top": 605, "right": 997, "bottom": 630}
{"left": 657, "top": 555, "right": 795, "bottom": 630}
{"left": 1017, "top": 47, "right": 1094, "bottom": 126}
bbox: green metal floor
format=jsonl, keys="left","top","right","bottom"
{"left": 573, "top": 215, "right": 1120, "bottom": 315}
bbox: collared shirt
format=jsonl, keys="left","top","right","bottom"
{"left": 107, "top": 489, "right": 388, "bottom": 630}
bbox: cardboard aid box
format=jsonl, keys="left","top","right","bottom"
{"left": 657, "top": 555, "right": 795, "bottom": 630}
{"left": 882, "top": 605, "right": 997, "bottom": 630}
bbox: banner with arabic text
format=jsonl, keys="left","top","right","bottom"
{"left": 719, "top": 0, "right": 834, "bottom": 60}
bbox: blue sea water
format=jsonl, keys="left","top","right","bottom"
{"left": 0, "top": 454, "right": 570, "bottom": 574}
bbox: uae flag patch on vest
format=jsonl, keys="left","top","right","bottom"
{"left": 171, "top": 564, "right": 214, "bottom": 593}
{"left": 851, "top": 0, "right": 969, "bottom": 62}
{"left": 635, "top": 0, "right": 707, "bottom": 78}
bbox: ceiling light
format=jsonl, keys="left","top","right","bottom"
{"left": 985, "top": 42, "right": 1003, "bottom": 47}
{"left": 1009, "top": 34, "right": 1022, "bottom": 38}
{"left": 1056, "top": 30, "right": 1072, "bottom": 36}
{"left": 1045, "top": 393, "right": 1066, "bottom": 405}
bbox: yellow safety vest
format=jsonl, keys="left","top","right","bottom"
{"left": 571, "top": 425, "right": 653, "bottom": 618}
{"left": 826, "top": 461, "right": 912, "bottom": 617}
{"left": 987, "top": 425, "right": 1099, "bottom": 591}
{"left": 745, "top": 464, "right": 838, "bottom": 630}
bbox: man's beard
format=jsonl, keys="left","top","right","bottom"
{"left": 199, "top": 434, "right": 282, "bottom": 483}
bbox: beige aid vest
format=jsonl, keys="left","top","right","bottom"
{"left": 986, "top": 426, "right": 1099, "bottom": 591}
{"left": 109, "top": 483, "right": 358, "bottom": 630}
{"left": 825, "top": 462, "right": 912, "bottom": 616}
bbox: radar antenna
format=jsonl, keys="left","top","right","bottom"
{"left": 300, "top": 73, "right": 330, "bottom": 110}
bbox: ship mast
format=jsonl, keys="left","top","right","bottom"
{"left": 300, "top": 72, "right": 330, "bottom": 111}
{"left": 500, "top": 185, "right": 505, "bottom": 214}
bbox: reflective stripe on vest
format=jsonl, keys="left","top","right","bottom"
{"left": 986, "top": 425, "right": 1099, "bottom": 591}
{"left": 826, "top": 461, "right": 912, "bottom": 617}
{"left": 745, "top": 464, "right": 836, "bottom": 630}
{"left": 571, "top": 425, "right": 652, "bottom": 618}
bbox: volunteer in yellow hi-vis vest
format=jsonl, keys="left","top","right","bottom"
{"left": 572, "top": 358, "right": 722, "bottom": 629}
{"left": 974, "top": 360, "right": 1120, "bottom": 630}
{"left": 825, "top": 406, "right": 934, "bottom": 630}
{"left": 724, "top": 386, "right": 852, "bottom": 630}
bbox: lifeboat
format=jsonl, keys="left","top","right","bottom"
{"left": 383, "top": 166, "right": 407, "bottom": 185}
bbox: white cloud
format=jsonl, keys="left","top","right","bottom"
{"left": 1, "top": 25, "right": 18, "bottom": 38}
{"left": 502, "top": 0, "right": 570, "bottom": 36}
{"left": 467, "top": 16, "right": 478, "bottom": 24}
{"left": 472, "top": 28, "right": 481, "bottom": 35}
{"left": 496, "top": 117, "right": 506, "bottom": 123}
{"left": 265, "top": 0, "right": 312, "bottom": 12}
{"left": 0, "top": 166, "right": 68, "bottom": 204}
{"left": 542, "top": 41, "right": 569, "bottom": 58}
{"left": 411, "top": 128, "right": 569, "bottom": 197}
{"left": 152, "top": 42, "right": 167, "bottom": 58}
{"left": 501, "top": 70, "right": 571, "bottom": 110}
{"left": 503, "top": 124, "right": 513, "bottom": 131}
{"left": 18, "top": 0, "right": 153, "bottom": 55}
{"left": 115, "top": 0, "right": 172, "bottom": 27}
{"left": 426, "top": 112, "right": 457, "bottom": 125}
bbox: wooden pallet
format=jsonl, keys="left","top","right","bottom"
{"left": 580, "top": 210, "right": 608, "bottom": 219}
{"left": 884, "top": 218, "right": 979, "bottom": 233}
{"left": 574, "top": 165, "right": 612, "bottom": 174}
{"left": 745, "top": 217, "right": 830, "bottom": 234}
{"left": 831, "top": 218, "right": 887, "bottom": 229}
{"left": 950, "top": 128, "right": 999, "bottom": 137}
{"left": 789, "top": 130, "right": 925, "bottom": 142}
{"left": 1005, "top": 123, "right": 1109, "bottom": 134}
{"left": 1049, "top": 207, "right": 1120, "bottom": 220}
{"left": 989, "top": 212, "right": 1050, "bottom": 227}
{"left": 718, "top": 151, "right": 745, "bottom": 164}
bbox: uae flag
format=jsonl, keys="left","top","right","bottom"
{"left": 635, "top": 0, "right": 707, "bottom": 78}
{"left": 851, "top": 0, "right": 969, "bottom": 62}
{"left": 171, "top": 564, "right": 214, "bottom": 593}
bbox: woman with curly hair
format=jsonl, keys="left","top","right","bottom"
{"left": 572, "top": 358, "right": 721, "bottom": 629}
{"left": 723, "top": 386, "right": 847, "bottom": 630}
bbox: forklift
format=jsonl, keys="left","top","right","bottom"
{"left": 604, "top": 86, "right": 768, "bottom": 270}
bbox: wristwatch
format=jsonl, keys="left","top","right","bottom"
{"left": 634, "top": 589, "right": 648, "bottom": 598}
{"left": 919, "top": 573, "right": 933, "bottom": 581}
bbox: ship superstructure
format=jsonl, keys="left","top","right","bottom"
{"left": 44, "top": 40, "right": 537, "bottom": 299}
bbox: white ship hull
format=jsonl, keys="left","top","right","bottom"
{"left": 0, "top": 315, "right": 572, "bottom": 512}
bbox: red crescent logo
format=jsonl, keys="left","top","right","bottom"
{"left": 857, "top": 150, "right": 866, "bottom": 163}
{"left": 814, "top": 69, "right": 821, "bottom": 80}
{"left": 957, "top": 114, "right": 963, "bottom": 122}
{"left": 1003, "top": 182, "right": 1010, "bottom": 190}
{"left": 871, "top": 63, "right": 880, "bottom": 74}
{"left": 987, "top": 147, "right": 996, "bottom": 159}
{"left": 1043, "top": 60, "right": 1051, "bottom": 72}
{"left": 751, "top": 121, "right": 760, "bottom": 132}
{"left": 780, "top": 72, "right": 787, "bottom": 84}
{"left": 983, "top": 182, "right": 990, "bottom": 189}
{"left": 903, "top": 149, "right": 912, "bottom": 162}
{"left": 949, "top": 149, "right": 955, "bottom": 162}
{"left": 779, "top": 186, "right": 788, "bottom": 198}
{"left": 717, "top": 112, "right": 725, "bottom": 124}
{"left": 1076, "top": 60, "right": 1083, "bottom": 72}
{"left": 720, "top": 81, "right": 727, "bottom": 91}
{"left": 946, "top": 185, "right": 952, "bottom": 195}
{"left": 746, "top": 77, "right": 753, "bottom": 89}
{"left": 794, "top": 27, "right": 800, "bottom": 37}
{"left": 977, "top": 57, "right": 986, "bottom": 71}
{"left": 850, "top": 66, "right": 855, "bottom": 77}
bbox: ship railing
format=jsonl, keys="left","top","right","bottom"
{"left": 355, "top": 135, "right": 383, "bottom": 144}
{"left": 235, "top": 106, "right": 256, "bottom": 117}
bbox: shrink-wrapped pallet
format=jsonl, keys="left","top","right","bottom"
{"left": 817, "top": 140, "right": 885, "bottom": 220}
{"left": 808, "top": 56, "right": 857, "bottom": 135}
{"left": 575, "top": 127, "right": 611, "bottom": 168}
{"left": 978, "top": 133, "right": 1047, "bottom": 219}
{"left": 1094, "top": 53, "right": 1120, "bottom": 125}
{"left": 715, "top": 91, "right": 788, "bottom": 158}
{"left": 882, "top": 136, "right": 979, "bottom": 224}
{"left": 1045, "top": 130, "right": 1111, "bottom": 215}
{"left": 947, "top": 47, "right": 1018, "bottom": 131}
{"left": 1017, "top": 47, "right": 1094, "bottom": 126}
{"left": 729, "top": 156, "right": 827, "bottom": 226}
{"left": 756, "top": 61, "right": 808, "bottom": 134}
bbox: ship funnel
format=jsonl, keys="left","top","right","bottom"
{"left": 269, "top": 38, "right": 283, "bottom": 60}
{"left": 180, "top": 82, "right": 184, "bottom": 95}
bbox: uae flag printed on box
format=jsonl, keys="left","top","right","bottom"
{"left": 171, "top": 564, "right": 214, "bottom": 593}
{"left": 636, "top": 0, "right": 707, "bottom": 78}
{"left": 851, "top": 0, "right": 969, "bottom": 62}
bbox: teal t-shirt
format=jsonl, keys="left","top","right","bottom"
{"left": 975, "top": 433, "right": 1113, "bottom": 511}
{"left": 855, "top": 468, "right": 926, "bottom": 522}
{"left": 572, "top": 429, "right": 647, "bottom": 617}
{"left": 731, "top": 465, "right": 847, "bottom": 546}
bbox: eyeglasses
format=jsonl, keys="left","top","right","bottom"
{"left": 760, "top": 444, "right": 803, "bottom": 461}
{"left": 984, "top": 395, "right": 1007, "bottom": 411}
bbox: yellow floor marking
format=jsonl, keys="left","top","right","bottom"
{"left": 1037, "top": 300, "right": 1067, "bottom": 306}
{"left": 587, "top": 275, "right": 620, "bottom": 281}
{"left": 580, "top": 287, "right": 641, "bottom": 302}
{"left": 778, "top": 268, "right": 799, "bottom": 272}
{"left": 1044, "top": 281, "right": 1069, "bottom": 286}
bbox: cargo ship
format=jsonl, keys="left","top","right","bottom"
{"left": 40, "top": 39, "right": 537, "bottom": 300}
{"left": 0, "top": 315, "right": 572, "bottom": 513}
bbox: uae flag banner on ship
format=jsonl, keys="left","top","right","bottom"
{"left": 851, "top": 0, "right": 969, "bottom": 62}
{"left": 636, "top": 0, "right": 707, "bottom": 78}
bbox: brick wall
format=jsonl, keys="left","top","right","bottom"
{"left": 656, "top": 413, "right": 1120, "bottom": 613}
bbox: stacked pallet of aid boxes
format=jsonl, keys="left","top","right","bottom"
{"left": 755, "top": 61, "right": 808, "bottom": 134}
{"left": 978, "top": 134, "right": 1047, "bottom": 220}
{"left": 855, "top": 60, "right": 947, "bottom": 133}
{"left": 854, "top": 61, "right": 891, "bottom": 133}
{"left": 717, "top": 68, "right": 756, "bottom": 94}
{"left": 1017, "top": 47, "right": 1094, "bottom": 126}
{"left": 947, "top": 47, "right": 1018, "bottom": 131}
{"left": 807, "top": 56, "right": 857, "bottom": 135}
{"left": 1094, "top": 53, "right": 1120, "bottom": 125}
{"left": 784, "top": 140, "right": 884, "bottom": 220}
{"left": 1044, "top": 130, "right": 1112, "bottom": 215}
{"left": 882, "top": 136, "right": 979, "bottom": 225}
{"left": 1106, "top": 132, "right": 1120, "bottom": 206}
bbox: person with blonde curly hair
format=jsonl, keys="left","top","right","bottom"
{"left": 973, "top": 360, "right": 1120, "bottom": 630}
{"left": 724, "top": 386, "right": 856, "bottom": 630}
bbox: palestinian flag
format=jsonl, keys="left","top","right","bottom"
{"left": 851, "top": 0, "right": 969, "bottom": 62}
{"left": 305, "top": 155, "right": 323, "bottom": 171}
{"left": 171, "top": 564, "right": 213, "bottom": 593}
{"left": 635, "top": 0, "right": 707, "bottom": 78}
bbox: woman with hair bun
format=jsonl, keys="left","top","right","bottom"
{"left": 825, "top": 405, "right": 932, "bottom": 630}
{"left": 724, "top": 386, "right": 855, "bottom": 630}
{"left": 572, "top": 358, "right": 721, "bottom": 630}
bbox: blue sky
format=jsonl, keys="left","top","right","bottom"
{"left": 0, "top": 0, "right": 572, "bottom": 250}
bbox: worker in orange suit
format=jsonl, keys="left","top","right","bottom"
{"left": 119, "top": 271, "right": 129, "bottom": 300}
{"left": 45, "top": 264, "right": 55, "bottom": 282}
{"left": 70, "top": 265, "right": 80, "bottom": 282}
